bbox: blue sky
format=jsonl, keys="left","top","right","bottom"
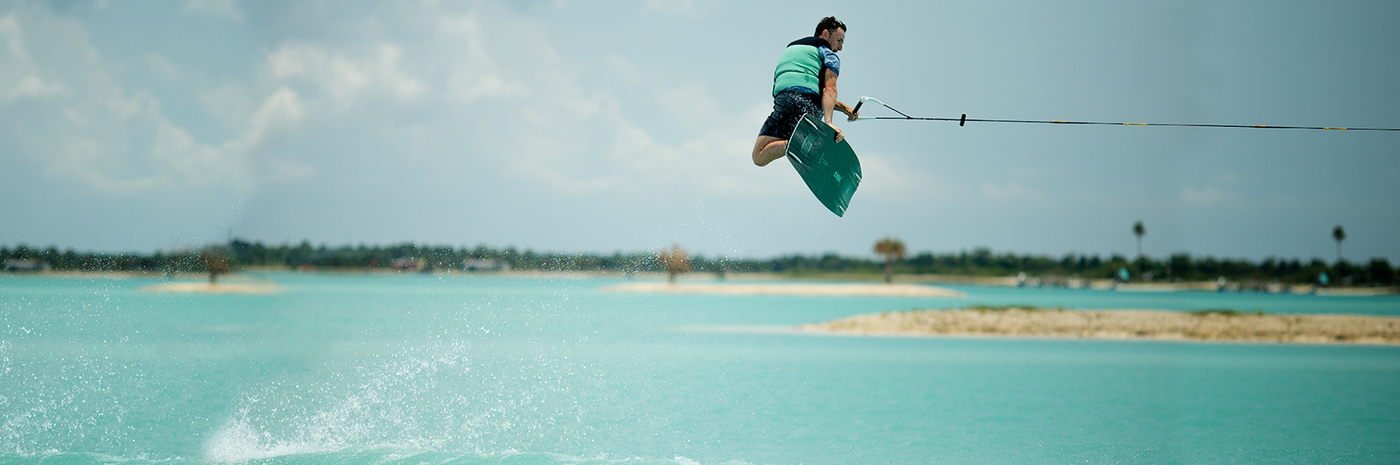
{"left": 1, "top": 0, "right": 1397, "bottom": 263}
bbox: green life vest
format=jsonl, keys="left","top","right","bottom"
{"left": 772, "top": 37, "right": 838, "bottom": 97}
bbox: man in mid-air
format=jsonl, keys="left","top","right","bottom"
{"left": 752, "top": 16, "right": 858, "bottom": 167}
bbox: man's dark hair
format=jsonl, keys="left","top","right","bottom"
{"left": 814, "top": 16, "right": 846, "bottom": 37}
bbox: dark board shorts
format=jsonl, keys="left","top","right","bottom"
{"left": 759, "top": 89, "right": 823, "bottom": 139}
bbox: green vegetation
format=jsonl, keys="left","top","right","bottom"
{"left": 1190, "top": 309, "right": 1265, "bottom": 317}
{"left": 1, "top": 241, "right": 1396, "bottom": 287}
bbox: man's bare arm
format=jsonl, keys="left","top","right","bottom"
{"left": 821, "top": 69, "right": 845, "bottom": 142}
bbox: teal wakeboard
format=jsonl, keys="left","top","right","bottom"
{"left": 786, "top": 113, "right": 862, "bottom": 217}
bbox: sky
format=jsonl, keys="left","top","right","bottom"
{"left": 1, "top": 0, "right": 1397, "bottom": 263}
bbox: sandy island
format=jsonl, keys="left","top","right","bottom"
{"left": 800, "top": 307, "right": 1400, "bottom": 345}
{"left": 601, "top": 281, "right": 966, "bottom": 298}
{"left": 140, "top": 280, "right": 279, "bottom": 294}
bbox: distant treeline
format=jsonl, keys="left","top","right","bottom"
{"left": 2, "top": 240, "right": 1395, "bottom": 287}
{"left": 769, "top": 248, "right": 1394, "bottom": 286}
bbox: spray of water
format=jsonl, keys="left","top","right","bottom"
{"left": 200, "top": 339, "right": 599, "bottom": 462}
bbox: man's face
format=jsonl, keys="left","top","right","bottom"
{"left": 820, "top": 27, "right": 845, "bottom": 52}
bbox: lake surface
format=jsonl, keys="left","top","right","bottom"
{"left": 2, "top": 273, "right": 1399, "bottom": 464}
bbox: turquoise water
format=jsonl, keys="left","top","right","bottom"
{"left": 2, "top": 274, "right": 1398, "bottom": 464}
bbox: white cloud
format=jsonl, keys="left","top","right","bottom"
{"left": 200, "top": 83, "right": 255, "bottom": 129}
{"left": 437, "top": 14, "right": 532, "bottom": 102}
{"left": 124, "top": 1, "right": 762, "bottom": 203}
{"left": 421, "top": 5, "right": 755, "bottom": 196}
{"left": 5, "top": 74, "right": 70, "bottom": 100}
{"left": 0, "top": 12, "right": 70, "bottom": 101}
{"left": 224, "top": 87, "right": 303, "bottom": 153}
{"left": 267, "top": 42, "right": 424, "bottom": 108}
{"left": 3, "top": 0, "right": 761, "bottom": 205}
{"left": 0, "top": 5, "right": 256, "bottom": 194}
{"left": 152, "top": 117, "right": 252, "bottom": 188}
{"left": 0, "top": 13, "right": 28, "bottom": 60}
{"left": 5, "top": 0, "right": 940, "bottom": 240}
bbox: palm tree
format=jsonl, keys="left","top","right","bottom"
{"left": 1333, "top": 225, "right": 1346, "bottom": 263}
{"left": 873, "top": 237, "right": 906, "bottom": 284}
{"left": 1132, "top": 221, "right": 1146, "bottom": 259}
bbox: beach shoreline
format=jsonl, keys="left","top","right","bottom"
{"left": 601, "top": 281, "right": 966, "bottom": 298}
{"left": 800, "top": 307, "right": 1400, "bottom": 345}
{"left": 4, "top": 269, "right": 1394, "bottom": 295}
{"left": 140, "top": 279, "right": 280, "bottom": 294}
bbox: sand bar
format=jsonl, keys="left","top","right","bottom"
{"left": 602, "top": 281, "right": 966, "bottom": 298}
{"left": 801, "top": 307, "right": 1400, "bottom": 345}
{"left": 140, "top": 281, "right": 279, "bottom": 294}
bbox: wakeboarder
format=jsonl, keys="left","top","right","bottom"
{"left": 752, "top": 16, "right": 859, "bottom": 167}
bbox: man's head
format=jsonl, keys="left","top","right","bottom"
{"left": 814, "top": 16, "right": 846, "bottom": 51}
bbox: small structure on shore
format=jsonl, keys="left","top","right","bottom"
{"left": 463, "top": 259, "right": 509, "bottom": 272}
{"left": 4, "top": 259, "right": 50, "bottom": 272}
{"left": 391, "top": 257, "right": 425, "bottom": 271}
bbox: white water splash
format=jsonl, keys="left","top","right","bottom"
{"left": 203, "top": 412, "right": 326, "bottom": 463}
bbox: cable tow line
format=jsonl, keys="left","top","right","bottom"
{"left": 849, "top": 97, "right": 1400, "bottom": 132}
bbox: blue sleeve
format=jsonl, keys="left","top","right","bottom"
{"left": 820, "top": 46, "right": 840, "bottom": 75}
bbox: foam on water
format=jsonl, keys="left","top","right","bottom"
{"left": 1, "top": 449, "right": 744, "bottom": 465}
{"left": 196, "top": 338, "right": 603, "bottom": 463}
{"left": 204, "top": 414, "right": 326, "bottom": 463}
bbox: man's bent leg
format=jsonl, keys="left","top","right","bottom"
{"left": 752, "top": 136, "right": 787, "bottom": 167}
